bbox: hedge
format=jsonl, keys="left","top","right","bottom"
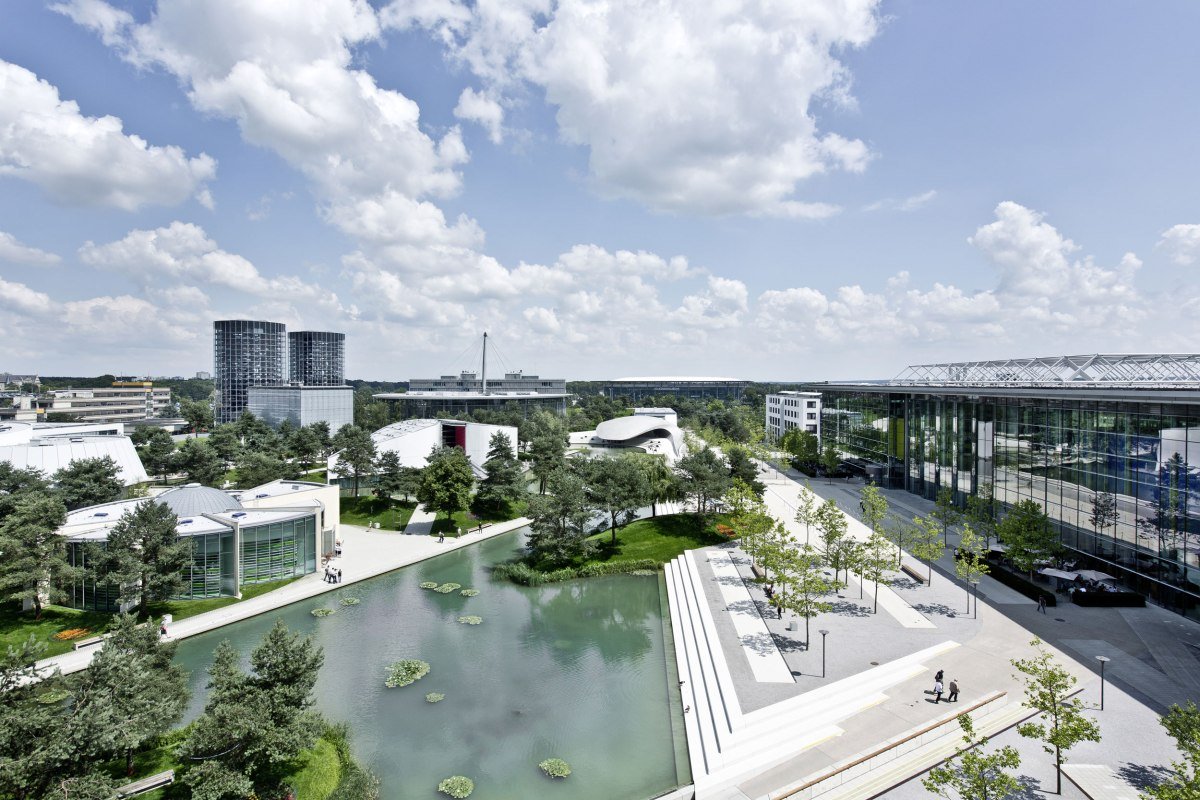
{"left": 986, "top": 564, "right": 1057, "bottom": 606}
{"left": 492, "top": 559, "right": 661, "bottom": 586}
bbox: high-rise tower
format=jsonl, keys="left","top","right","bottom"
{"left": 288, "top": 331, "right": 345, "bottom": 386}
{"left": 213, "top": 320, "right": 287, "bottom": 424}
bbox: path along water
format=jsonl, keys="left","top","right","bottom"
{"left": 173, "top": 528, "right": 691, "bottom": 800}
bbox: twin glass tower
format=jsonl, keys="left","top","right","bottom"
{"left": 213, "top": 320, "right": 346, "bottom": 425}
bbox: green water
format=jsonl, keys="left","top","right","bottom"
{"left": 172, "top": 530, "right": 689, "bottom": 799}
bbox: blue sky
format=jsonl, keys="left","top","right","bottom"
{"left": 1, "top": 0, "right": 1198, "bottom": 381}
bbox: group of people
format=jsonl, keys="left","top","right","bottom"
{"left": 932, "top": 669, "right": 959, "bottom": 703}
{"left": 324, "top": 564, "right": 343, "bottom": 583}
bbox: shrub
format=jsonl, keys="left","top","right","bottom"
{"left": 434, "top": 582, "right": 463, "bottom": 594}
{"left": 460, "top": 588, "right": 479, "bottom": 597}
{"left": 425, "top": 692, "right": 445, "bottom": 703}
{"left": 385, "top": 659, "right": 430, "bottom": 688}
{"left": 538, "top": 758, "right": 572, "bottom": 779}
{"left": 457, "top": 616, "right": 482, "bottom": 625}
{"left": 420, "top": 581, "right": 439, "bottom": 589}
{"left": 340, "top": 597, "right": 361, "bottom": 606}
{"left": 437, "top": 775, "right": 474, "bottom": 798}
{"left": 312, "top": 608, "right": 336, "bottom": 617}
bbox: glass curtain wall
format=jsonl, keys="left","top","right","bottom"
{"left": 65, "top": 542, "right": 123, "bottom": 611}
{"left": 240, "top": 515, "right": 317, "bottom": 584}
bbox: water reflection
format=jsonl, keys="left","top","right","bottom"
{"left": 524, "top": 577, "right": 658, "bottom": 667}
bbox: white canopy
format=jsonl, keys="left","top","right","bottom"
{"left": 1076, "top": 569, "right": 1116, "bottom": 583}
{"left": 1039, "top": 568, "right": 1078, "bottom": 581}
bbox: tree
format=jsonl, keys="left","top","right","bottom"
{"left": 675, "top": 448, "right": 732, "bottom": 529}
{"left": 0, "top": 637, "right": 75, "bottom": 800}
{"left": 794, "top": 483, "right": 818, "bottom": 545}
{"left": 289, "top": 425, "right": 322, "bottom": 472}
{"left": 0, "top": 494, "right": 72, "bottom": 619}
{"left": 1142, "top": 702, "right": 1200, "bottom": 800}
{"left": 820, "top": 443, "right": 840, "bottom": 484}
{"left": 923, "top": 713, "right": 1022, "bottom": 800}
{"left": 137, "top": 427, "right": 177, "bottom": 483}
{"left": 373, "top": 450, "right": 418, "bottom": 524}
{"left": 931, "top": 486, "right": 963, "bottom": 548}
{"left": 182, "top": 621, "right": 325, "bottom": 797}
{"left": 180, "top": 397, "right": 214, "bottom": 436}
{"left": 777, "top": 542, "right": 834, "bottom": 646}
{"left": 528, "top": 412, "right": 568, "bottom": 493}
{"left": 955, "top": 522, "right": 990, "bottom": 615}
{"left": 175, "top": 438, "right": 225, "bottom": 487}
{"left": 965, "top": 480, "right": 998, "bottom": 548}
{"left": 884, "top": 514, "right": 911, "bottom": 568}
{"left": 998, "top": 499, "right": 1060, "bottom": 577}
{"left": 526, "top": 468, "right": 596, "bottom": 567}
{"left": 780, "top": 428, "right": 820, "bottom": 465}
{"left": 417, "top": 446, "right": 474, "bottom": 517}
{"left": 234, "top": 451, "right": 289, "bottom": 489}
{"left": 638, "top": 455, "right": 682, "bottom": 517}
{"left": 814, "top": 498, "right": 848, "bottom": 587}
{"left": 207, "top": 423, "right": 243, "bottom": 464}
{"left": 725, "top": 444, "right": 764, "bottom": 496}
{"left": 1088, "top": 492, "right": 1119, "bottom": 541}
{"left": 52, "top": 456, "right": 124, "bottom": 510}
{"left": 726, "top": 484, "right": 776, "bottom": 573}
{"left": 103, "top": 500, "right": 194, "bottom": 618}
{"left": 861, "top": 528, "right": 894, "bottom": 614}
{"left": 584, "top": 453, "right": 650, "bottom": 543}
{"left": 910, "top": 514, "right": 944, "bottom": 585}
{"left": 0, "top": 464, "right": 50, "bottom": 523}
{"left": 860, "top": 484, "right": 888, "bottom": 536}
{"left": 474, "top": 432, "right": 525, "bottom": 517}
{"left": 73, "top": 613, "right": 189, "bottom": 776}
{"left": 333, "top": 424, "right": 377, "bottom": 497}
{"left": 1012, "top": 638, "right": 1101, "bottom": 795}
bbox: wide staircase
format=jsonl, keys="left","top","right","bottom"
{"left": 664, "top": 550, "right": 1031, "bottom": 800}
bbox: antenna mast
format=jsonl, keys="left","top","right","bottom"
{"left": 481, "top": 332, "right": 488, "bottom": 395}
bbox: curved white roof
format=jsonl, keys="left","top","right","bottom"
{"left": 0, "top": 434, "right": 148, "bottom": 486}
{"left": 610, "top": 376, "right": 746, "bottom": 383}
{"left": 157, "top": 484, "right": 243, "bottom": 516}
{"left": 594, "top": 416, "right": 685, "bottom": 461}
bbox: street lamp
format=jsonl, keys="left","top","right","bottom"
{"left": 1096, "top": 655, "right": 1110, "bottom": 710}
{"left": 971, "top": 581, "right": 979, "bottom": 619}
{"left": 819, "top": 629, "right": 830, "bottom": 679}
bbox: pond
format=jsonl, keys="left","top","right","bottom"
{"left": 173, "top": 529, "right": 691, "bottom": 799}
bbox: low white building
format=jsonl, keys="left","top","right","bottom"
{"left": 765, "top": 391, "right": 821, "bottom": 442}
{"left": 572, "top": 408, "right": 686, "bottom": 465}
{"left": 329, "top": 418, "right": 518, "bottom": 481}
{"left": 0, "top": 420, "right": 148, "bottom": 485}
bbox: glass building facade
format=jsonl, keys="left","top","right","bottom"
{"left": 807, "top": 384, "right": 1200, "bottom": 618}
{"left": 247, "top": 385, "right": 354, "bottom": 432}
{"left": 65, "top": 513, "right": 317, "bottom": 610}
{"left": 214, "top": 320, "right": 287, "bottom": 424}
{"left": 289, "top": 331, "right": 345, "bottom": 386}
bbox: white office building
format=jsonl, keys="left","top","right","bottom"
{"left": 765, "top": 391, "right": 821, "bottom": 441}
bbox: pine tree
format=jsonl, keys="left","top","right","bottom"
{"left": 526, "top": 468, "right": 596, "bottom": 567}
{"left": 474, "top": 432, "right": 525, "bottom": 517}
{"left": 0, "top": 494, "right": 72, "bottom": 619}
{"left": 52, "top": 456, "right": 124, "bottom": 510}
{"left": 103, "top": 500, "right": 194, "bottom": 617}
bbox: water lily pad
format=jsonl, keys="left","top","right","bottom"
{"left": 385, "top": 659, "right": 430, "bottom": 688}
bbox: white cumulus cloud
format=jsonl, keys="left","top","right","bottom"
{"left": 0, "top": 59, "right": 215, "bottom": 210}
{"left": 1157, "top": 224, "right": 1200, "bottom": 266}
{"left": 0, "top": 232, "right": 61, "bottom": 266}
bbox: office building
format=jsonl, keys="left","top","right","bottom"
{"left": 47, "top": 381, "right": 172, "bottom": 423}
{"left": 408, "top": 370, "right": 565, "bottom": 395}
{"left": 765, "top": 391, "right": 821, "bottom": 441}
{"left": 247, "top": 384, "right": 353, "bottom": 432}
{"left": 213, "top": 320, "right": 287, "bottom": 424}
{"left": 60, "top": 480, "right": 339, "bottom": 610}
{"left": 195, "top": 371, "right": 212, "bottom": 380}
{"left": 603, "top": 376, "right": 749, "bottom": 402}
{"left": 802, "top": 354, "right": 1200, "bottom": 617}
{"left": 289, "top": 331, "right": 346, "bottom": 386}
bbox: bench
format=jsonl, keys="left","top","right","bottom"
{"left": 72, "top": 635, "right": 105, "bottom": 651}
{"left": 116, "top": 769, "right": 175, "bottom": 797}
{"left": 900, "top": 562, "right": 927, "bottom": 585}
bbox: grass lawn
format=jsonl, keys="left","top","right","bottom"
{"left": 0, "top": 604, "right": 115, "bottom": 659}
{"left": 340, "top": 495, "right": 416, "bottom": 531}
{"left": 288, "top": 736, "right": 342, "bottom": 798}
{"left": 145, "top": 576, "right": 302, "bottom": 623}
{"left": 583, "top": 512, "right": 732, "bottom": 566}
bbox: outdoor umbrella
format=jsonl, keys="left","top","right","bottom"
{"left": 1076, "top": 569, "right": 1116, "bottom": 582}
{"left": 1039, "top": 568, "right": 1079, "bottom": 581}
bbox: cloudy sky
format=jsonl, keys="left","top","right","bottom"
{"left": 2, "top": 1, "right": 1198, "bottom": 381}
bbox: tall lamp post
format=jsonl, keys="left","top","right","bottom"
{"left": 819, "top": 629, "right": 830, "bottom": 679}
{"left": 971, "top": 581, "right": 979, "bottom": 619}
{"left": 1096, "top": 655, "right": 1110, "bottom": 710}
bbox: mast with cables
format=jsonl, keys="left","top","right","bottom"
{"left": 481, "top": 332, "right": 488, "bottom": 395}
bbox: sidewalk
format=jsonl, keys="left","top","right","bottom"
{"left": 38, "top": 516, "right": 530, "bottom": 676}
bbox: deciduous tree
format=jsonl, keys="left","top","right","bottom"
{"left": 820, "top": 443, "right": 840, "bottom": 484}
{"left": 998, "top": 499, "right": 1060, "bottom": 578}
{"left": 638, "top": 455, "right": 683, "bottom": 517}
{"left": 814, "top": 498, "right": 848, "bottom": 587}
{"left": 923, "top": 713, "right": 1022, "bottom": 800}
{"left": 1012, "top": 638, "right": 1101, "bottom": 795}
{"left": 417, "top": 446, "right": 474, "bottom": 517}
{"left": 777, "top": 542, "right": 834, "bottom": 646}
{"left": 526, "top": 468, "right": 596, "bottom": 567}
{"left": 584, "top": 453, "right": 650, "bottom": 543}
{"left": 862, "top": 528, "right": 894, "bottom": 614}
{"left": 966, "top": 481, "right": 998, "bottom": 548}
{"left": 1142, "top": 701, "right": 1200, "bottom": 800}
{"left": 333, "top": 424, "right": 377, "bottom": 497}
{"left": 931, "top": 486, "right": 963, "bottom": 548}
{"left": 909, "top": 514, "right": 944, "bottom": 586}
{"left": 794, "top": 483, "right": 818, "bottom": 546}
{"left": 955, "top": 522, "right": 990, "bottom": 615}
{"left": 676, "top": 448, "right": 733, "bottom": 529}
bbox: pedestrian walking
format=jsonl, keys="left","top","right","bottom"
{"left": 438, "top": 532, "right": 445, "bottom": 543}
{"left": 1037, "top": 594, "right": 1047, "bottom": 613}
{"left": 934, "top": 669, "right": 944, "bottom": 683}
{"left": 337, "top": 568, "right": 343, "bottom": 584}
{"left": 776, "top": 602, "right": 783, "bottom": 620}
{"left": 948, "top": 679, "right": 959, "bottom": 702}
{"left": 933, "top": 679, "right": 943, "bottom": 703}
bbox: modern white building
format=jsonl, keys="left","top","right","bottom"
{"left": 329, "top": 419, "right": 518, "bottom": 482}
{"left": 765, "top": 391, "right": 821, "bottom": 441}
{"left": 571, "top": 408, "right": 687, "bottom": 465}
{"left": 0, "top": 420, "right": 148, "bottom": 485}
{"left": 60, "top": 480, "right": 339, "bottom": 610}
{"left": 47, "top": 381, "right": 172, "bottom": 423}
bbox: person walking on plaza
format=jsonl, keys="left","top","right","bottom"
{"left": 933, "top": 679, "right": 944, "bottom": 703}
{"left": 948, "top": 679, "right": 959, "bottom": 702}
{"left": 1037, "top": 594, "right": 1048, "bottom": 613}
{"left": 934, "top": 669, "right": 944, "bottom": 684}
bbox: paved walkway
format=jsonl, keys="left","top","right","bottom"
{"left": 38, "top": 517, "right": 530, "bottom": 676}
{"left": 707, "top": 550, "right": 793, "bottom": 683}
{"left": 402, "top": 504, "right": 437, "bottom": 535}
